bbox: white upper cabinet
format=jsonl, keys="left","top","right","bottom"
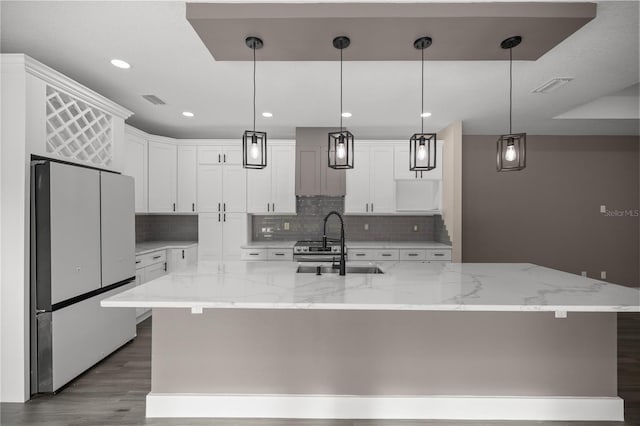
{"left": 123, "top": 130, "right": 147, "bottom": 213}
{"left": 345, "top": 143, "right": 395, "bottom": 214}
{"left": 196, "top": 146, "right": 247, "bottom": 213}
{"left": 394, "top": 141, "right": 444, "bottom": 180}
{"left": 148, "top": 140, "right": 177, "bottom": 212}
{"left": 223, "top": 145, "right": 243, "bottom": 165}
{"left": 222, "top": 166, "right": 247, "bottom": 212}
{"left": 177, "top": 146, "right": 197, "bottom": 213}
{"left": 246, "top": 141, "right": 296, "bottom": 214}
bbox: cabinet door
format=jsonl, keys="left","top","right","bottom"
{"left": 177, "top": 146, "right": 197, "bottom": 212}
{"left": 123, "top": 133, "right": 147, "bottom": 212}
{"left": 320, "top": 146, "right": 346, "bottom": 196}
{"left": 418, "top": 140, "right": 444, "bottom": 180}
{"left": 198, "top": 146, "right": 223, "bottom": 165}
{"left": 197, "top": 165, "right": 223, "bottom": 212}
{"left": 246, "top": 160, "right": 271, "bottom": 214}
{"left": 271, "top": 145, "right": 296, "bottom": 213}
{"left": 185, "top": 246, "right": 198, "bottom": 266}
{"left": 296, "top": 145, "right": 321, "bottom": 196}
{"left": 344, "top": 146, "right": 370, "bottom": 214}
{"left": 148, "top": 141, "right": 177, "bottom": 212}
{"left": 198, "top": 213, "right": 223, "bottom": 261}
{"left": 222, "top": 213, "right": 247, "bottom": 260}
{"left": 393, "top": 144, "right": 417, "bottom": 180}
{"left": 145, "top": 261, "right": 167, "bottom": 282}
{"left": 222, "top": 165, "right": 247, "bottom": 213}
{"left": 222, "top": 145, "right": 243, "bottom": 165}
{"left": 167, "top": 248, "right": 189, "bottom": 272}
{"left": 370, "top": 145, "right": 396, "bottom": 214}
{"left": 135, "top": 269, "right": 147, "bottom": 319}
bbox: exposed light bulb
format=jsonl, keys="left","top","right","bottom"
{"left": 417, "top": 144, "right": 427, "bottom": 161}
{"left": 336, "top": 142, "right": 346, "bottom": 160}
{"left": 250, "top": 142, "right": 260, "bottom": 160}
{"left": 505, "top": 144, "right": 517, "bottom": 162}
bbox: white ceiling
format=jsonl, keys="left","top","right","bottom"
{"left": 1, "top": 1, "right": 638, "bottom": 139}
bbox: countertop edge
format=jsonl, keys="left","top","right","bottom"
{"left": 136, "top": 241, "right": 198, "bottom": 255}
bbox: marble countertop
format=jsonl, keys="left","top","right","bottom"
{"left": 241, "top": 241, "right": 451, "bottom": 250}
{"left": 136, "top": 241, "right": 198, "bottom": 255}
{"left": 102, "top": 261, "right": 639, "bottom": 313}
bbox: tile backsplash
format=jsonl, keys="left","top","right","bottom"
{"left": 251, "top": 196, "right": 449, "bottom": 242}
{"left": 136, "top": 215, "right": 198, "bottom": 243}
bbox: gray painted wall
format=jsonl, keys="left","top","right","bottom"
{"left": 135, "top": 215, "right": 198, "bottom": 243}
{"left": 152, "top": 308, "right": 617, "bottom": 397}
{"left": 462, "top": 135, "right": 639, "bottom": 287}
{"left": 252, "top": 196, "right": 447, "bottom": 242}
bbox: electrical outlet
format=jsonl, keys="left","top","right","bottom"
{"left": 601, "top": 271, "right": 607, "bottom": 280}
{"left": 364, "top": 223, "right": 369, "bottom": 231}
{"left": 413, "top": 225, "right": 418, "bottom": 232}
{"left": 581, "top": 271, "right": 587, "bottom": 277}
{"left": 284, "top": 222, "right": 290, "bottom": 231}
{"left": 600, "top": 205, "right": 607, "bottom": 213}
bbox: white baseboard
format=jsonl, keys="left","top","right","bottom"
{"left": 146, "top": 393, "right": 624, "bottom": 421}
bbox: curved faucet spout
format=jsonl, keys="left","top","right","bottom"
{"left": 322, "top": 211, "right": 346, "bottom": 276}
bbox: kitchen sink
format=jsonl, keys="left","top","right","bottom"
{"left": 296, "top": 265, "right": 384, "bottom": 274}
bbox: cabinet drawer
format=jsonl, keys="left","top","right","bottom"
{"left": 241, "top": 248, "right": 267, "bottom": 260}
{"left": 374, "top": 249, "right": 400, "bottom": 261}
{"left": 267, "top": 249, "right": 293, "bottom": 261}
{"left": 145, "top": 261, "right": 167, "bottom": 282}
{"left": 399, "top": 249, "right": 427, "bottom": 261}
{"left": 348, "top": 250, "right": 376, "bottom": 261}
{"left": 426, "top": 249, "right": 452, "bottom": 261}
{"left": 136, "top": 250, "right": 167, "bottom": 268}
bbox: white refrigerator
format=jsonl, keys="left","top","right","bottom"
{"left": 30, "top": 160, "right": 136, "bottom": 394}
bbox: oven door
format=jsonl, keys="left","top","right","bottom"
{"left": 294, "top": 254, "right": 342, "bottom": 262}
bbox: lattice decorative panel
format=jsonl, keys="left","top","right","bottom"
{"left": 46, "top": 86, "right": 113, "bottom": 166}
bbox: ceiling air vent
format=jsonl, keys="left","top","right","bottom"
{"left": 532, "top": 78, "right": 573, "bottom": 94}
{"left": 142, "top": 94, "right": 166, "bottom": 105}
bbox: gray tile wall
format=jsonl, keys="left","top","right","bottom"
{"left": 251, "top": 196, "right": 450, "bottom": 242}
{"left": 135, "top": 215, "right": 198, "bottom": 243}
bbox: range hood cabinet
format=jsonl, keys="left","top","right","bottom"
{"left": 295, "top": 127, "right": 346, "bottom": 197}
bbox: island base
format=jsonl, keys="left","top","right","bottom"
{"left": 149, "top": 308, "right": 622, "bottom": 421}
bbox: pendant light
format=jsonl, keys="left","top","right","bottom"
{"left": 242, "top": 36, "right": 267, "bottom": 169}
{"left": 410, "top": 36, "right": 437, "bottom": 172}
{"left": 496, "top": 36, "right": 526, "bottom": 172}
{"left": 328, "top": 36, "right": 354, "bottom": 170}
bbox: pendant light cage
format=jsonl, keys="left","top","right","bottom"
{"left": 328, "top": 36, "right": 354, "bottom": 170}
{"left": 243, "top": 36, "right": 267, "bottom": 169}
{"left": 410, "top": 36, "right": 437, "bottom": 172}
{"left": 410, "top": 133, "right": 437, "bottom": 171}
{"left": 497, "top": 35, "right": 526, "bottom": 172}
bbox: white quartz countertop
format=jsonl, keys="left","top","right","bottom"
{"left": 136, "top": 241, "right": 198, "bottom": 255}
{"left": 240, "top": 241, "right": 451, "bottom": 250}
{"left": 102, "top": 261, "right": 640, "bottom": 313}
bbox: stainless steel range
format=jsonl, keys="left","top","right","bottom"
{"left": 293, "top": 240, "right": 347, "bottom": 262}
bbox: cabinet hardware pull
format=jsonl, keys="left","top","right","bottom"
{"left": 223, "top": 213, "right": 226, "bottom": 222}
{"left": 434, "top": 253, "right": 444, "bottom": 257}
{"left": 371, "top": 203, "right": 374, "bottom": 212}
{"left": 421, "top": 171, "right": 423, "bottom": 179}
{"left": 152, "top": 255, "right": 162, "bottom": 260}
{"left": 192, "top": 203, "right": 195, "bottom": 212}
{"left": 135, "top": 260, "right": 142, "bottom": 264}
{"left": 218, "top": 202, "right": 221, "bottom": 212}
{"left": 275, "top": 253, "right": 284, "bottom": 256}
{"left": 356, "top": 253, "right": 365, "bottom": 257}
{"left": 218, "top": 153, "right": 221, "bottom": 163}
{"left": 224, "top": 154, "right": 226, "bottom": 162}
{"left": 218, "top": 213, "right": 221, "bottom": 222}
{"left": 415, "top": 171, "right": 418, "bottom": 179}
{"left": 272, "top": 203, "right": 275, "bottom": 212}
{"left": 223, "top": 203, "right": 226, "bottom": 212}
{"left": 249, "top": 253, "right": 259, "bottom": 256}
{"left": 408, "top": 253, "right": 418, "bottom": 257}
{"left": 164, "top": 262, "right": 167, "bottom": 271}
{"left": 182, "top": 250, "right": 185, "bottom": 259}
{"left": 173, "top": 203, "right": 176, "bottom": 211}
{"left": 267, "top": 203, "right": 270, "bottom": 212}
{"left": 382, "top": 253, "right": 391, "bottom": 257}
{"left": 366, "top": 204, "right": 368, "bottom": 212}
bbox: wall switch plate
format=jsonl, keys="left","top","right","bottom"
{"left": 284, "top": 222, "right": 290, "bottom": 231}
{"left": 413, "top": 225, "right": 418, "bottom": 232}
{"left": 581, "top": 271, "right": 587, "bottom": 277}
{"left": 600, "top": 205, "right": 607, "bottom": 213}
{"left": 600, "top": 271, "right": 607, "bottom": 280}
{"left": 364, "top": 223, "right": 369, "bottom": 231}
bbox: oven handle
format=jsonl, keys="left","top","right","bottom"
{"left": 294, "top": 255, "right": 348, "bottom": 262}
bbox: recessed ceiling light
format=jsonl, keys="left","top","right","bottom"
{"left": 110, "top": 59, "right": 131, "bottom": 69}
{"left": 262, "top": 112, "right": 273, "bottom": 118}
{"left": 341, "top": 112, "right": 352, "bottom": 118}
{"left": 420, "top": 112, "right": 432, "bottom": 118}
{"left": 182, "top": 111, "right": 194, "bottom": 118}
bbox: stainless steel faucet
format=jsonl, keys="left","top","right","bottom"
{"left": 322, "top": 211, "right": 346, "bottom": 276}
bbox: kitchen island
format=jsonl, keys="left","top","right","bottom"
{"left": 102, "top": 261, "right": 640, "bottom": 421}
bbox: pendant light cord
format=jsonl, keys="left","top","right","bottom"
{"left": 253, "top": 47, "right": 256, "bottom": 133}
{"left": 340, "top": 47, "right": 343, "bottom": 132}
{"left": 421, "top": 47, "right": 424, "bottom": 134}
{"left": 509, "top": 47, "right": 512, "bottom": 135}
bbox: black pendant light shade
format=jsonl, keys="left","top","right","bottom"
{"left": 328, "top": 36, "right": 354, "bottom": 169}
{"left": 497, "top": 36, "right": 526, "bottom": 172}
{"left": 410, "top": 36, "right": 437, "bottom": 171}
{"left": 243, "top": 36, "right": 267, "bottom": 169}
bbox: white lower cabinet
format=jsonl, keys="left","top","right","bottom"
{"left": 199, "top": 213, "right": 247, "bottom": 261}
{"left": 348, "top": 248, "right": 451, "bottom": 262}
{"left": 134, "top": 249, "right": 168, "bottom": 322}
{"left": 267, "top": 248, "right": 293, "bottom": 261}
{"left": 240, "top": 248, "right": 267, "bottom": 260}
{"left": 167, "top": 246, "right": 198, "bottom": 272}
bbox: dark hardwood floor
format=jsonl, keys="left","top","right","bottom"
{"left": 2, "top": 314, "right": 640, "bottom": 426}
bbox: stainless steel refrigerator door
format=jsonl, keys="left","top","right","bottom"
{"left": 48, "top": 162, "right": 102, "bottom": 305}
{"left": 100, "top": 172, "right": 135, "bottom": 286}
